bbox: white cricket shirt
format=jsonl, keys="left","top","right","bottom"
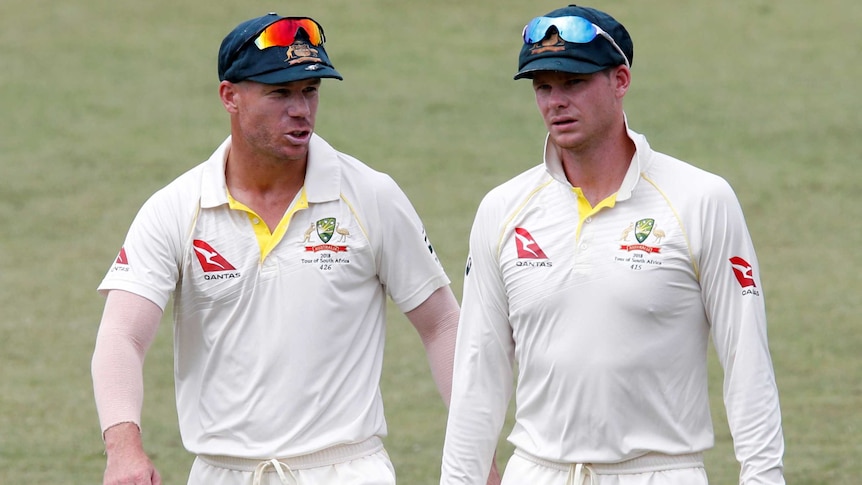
{"left": 99, "top": 134, "right": 449, "bottom": 458}
{"left": 440, "top": 127, "right": 784, "bottom": 484}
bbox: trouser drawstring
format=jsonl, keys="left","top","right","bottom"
{"left": 567, "top": 463, "right": 596, "bottom": 485}
{"left": 253, "top": 458, "right": 299, "bottom": 485}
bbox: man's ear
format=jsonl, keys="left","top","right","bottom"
{"left": 613, "top": 65, "right": 631, "bottom": 98}
{"left": 219, "top": 80, "right": 240, "bottom": 113}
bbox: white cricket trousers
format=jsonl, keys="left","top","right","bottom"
{"left": 501, "top": 448, "right": 708, "bottom": 485}
{"left": 186, "top": 437, "right": 396, "bottom": 485}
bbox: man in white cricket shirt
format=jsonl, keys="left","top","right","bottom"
{"left": 91, "top": 12, "right": 501, "bottom": 485}
{"left": 440, "top": 5, "right": 785, "bottom": 485}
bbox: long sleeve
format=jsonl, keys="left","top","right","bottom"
{"left": 697, "top": 181, "right": 785, "bottom": 484}
{"left": 440, "top": 201, "right": 515, "bottom": 485}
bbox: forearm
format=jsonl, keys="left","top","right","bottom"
{"left": 440, "top": 334, "right": 512, "bottom": 485}
{"left": 441, "top": 290, "right": 513, "bottom": 483}
{"left": 723, "top": 335, "right": 785, "bottom": 484}
{"left": 91, "top": 290, "right": 162, "bottom": 435}
{"left": 406, "top": 286, "right": 460, "bottom": 405}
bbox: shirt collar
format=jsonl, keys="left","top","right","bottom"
{"left": 304, "top": 133, "right": 342, "bottom": 203}
{"left": 200, "top": 136, "right": 231, "bottom": 208}
{"left": 199, "top": 133, "right": 342, "bottom": 209}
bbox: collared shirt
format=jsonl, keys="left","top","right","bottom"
{"left": 99, "top": 134, "right": 449, "bottom": 458}
{"left": 440, "top": 127, "right": 784, "bottom": 484}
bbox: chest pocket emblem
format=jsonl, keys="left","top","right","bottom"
{"left": 634, "top": 218, "right": 655, "bottom": 243}
{"left": 316, "top": 218, "right": 336, "bottom": 243}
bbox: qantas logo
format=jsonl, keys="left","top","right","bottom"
{"left": 729, "top": 256, "right": 760, "bottom": 295}
{"left": 514, "top": 228, "right": 547, "bottom": 259}
{"left": 729, "top": 256, "right": 756, "bottom": 288}
{"left": 192, "top": 240, "right": 239, "bottom": 279}
{"left": 513, "top": 228, "right": 552, "bottom": 267}
{"left": 110, "top": 247, "right": 130, "bottom": 272}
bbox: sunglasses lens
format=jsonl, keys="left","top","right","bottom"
{"left": 255, "top": 18, "right": 324, "bottom": 50}
{"left": 523, "top": 16, "right": 597, "bottom": 44}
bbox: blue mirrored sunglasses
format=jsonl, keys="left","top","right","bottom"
{"left": 522, "top": 16, "right": 630, "bottom": 68}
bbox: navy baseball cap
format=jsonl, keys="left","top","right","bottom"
{"left": 218, "top": 13, "right": 343, "bottom": 84}
{"left": 514, "top": 5, "right": 633, "bottom": 80}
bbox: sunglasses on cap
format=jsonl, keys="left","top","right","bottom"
{"left": 522, "top": 16, "right": 630, "bottom": 68}
{"left": 253, "top": 17, "right": 326, "bottom": 50}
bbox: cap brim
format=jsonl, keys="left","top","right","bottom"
{"left": 246, "top": 64, "right": 343, "bottom": 84}
{"left": 514, "top": 57, "right": 606, "bottom": 80}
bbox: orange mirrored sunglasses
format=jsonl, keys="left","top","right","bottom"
{"left": 253, "top": 17, "right": 326, "bottom": 49}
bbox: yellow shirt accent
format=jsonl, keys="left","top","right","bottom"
{"left": 573, "top": 187, "right": 617, "bottom": 240}
{"left": 227, "top": 188, "right": 309, "bottom": 262}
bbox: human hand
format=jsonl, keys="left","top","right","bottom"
{"left": 102, "top": 423, "right": 162, "bottom": 485}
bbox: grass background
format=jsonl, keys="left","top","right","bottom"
{"left": 1, "top": 0, "right": 860, "bottom": 483}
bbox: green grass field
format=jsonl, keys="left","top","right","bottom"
{"left": 1, "top": 0, "right": 860, "bottom": 483}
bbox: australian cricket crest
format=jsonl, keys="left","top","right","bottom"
{"left": 616, "top": 217, "right": 665, "bottom": 268}
{"left": 304, "top": 217, "right": 349, "bottom": 255}
{"left": 316, "top": 217, "right": 336, "bottom": 243}
{"left": 634, "top": 218, "right": 655, "bottom": 243}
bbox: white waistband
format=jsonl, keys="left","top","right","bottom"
{"left": 513, "top": 448, "right": 704, "bottom": 475}
{"left": 198, "top": 436, "right": 384, "bottom": 472}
